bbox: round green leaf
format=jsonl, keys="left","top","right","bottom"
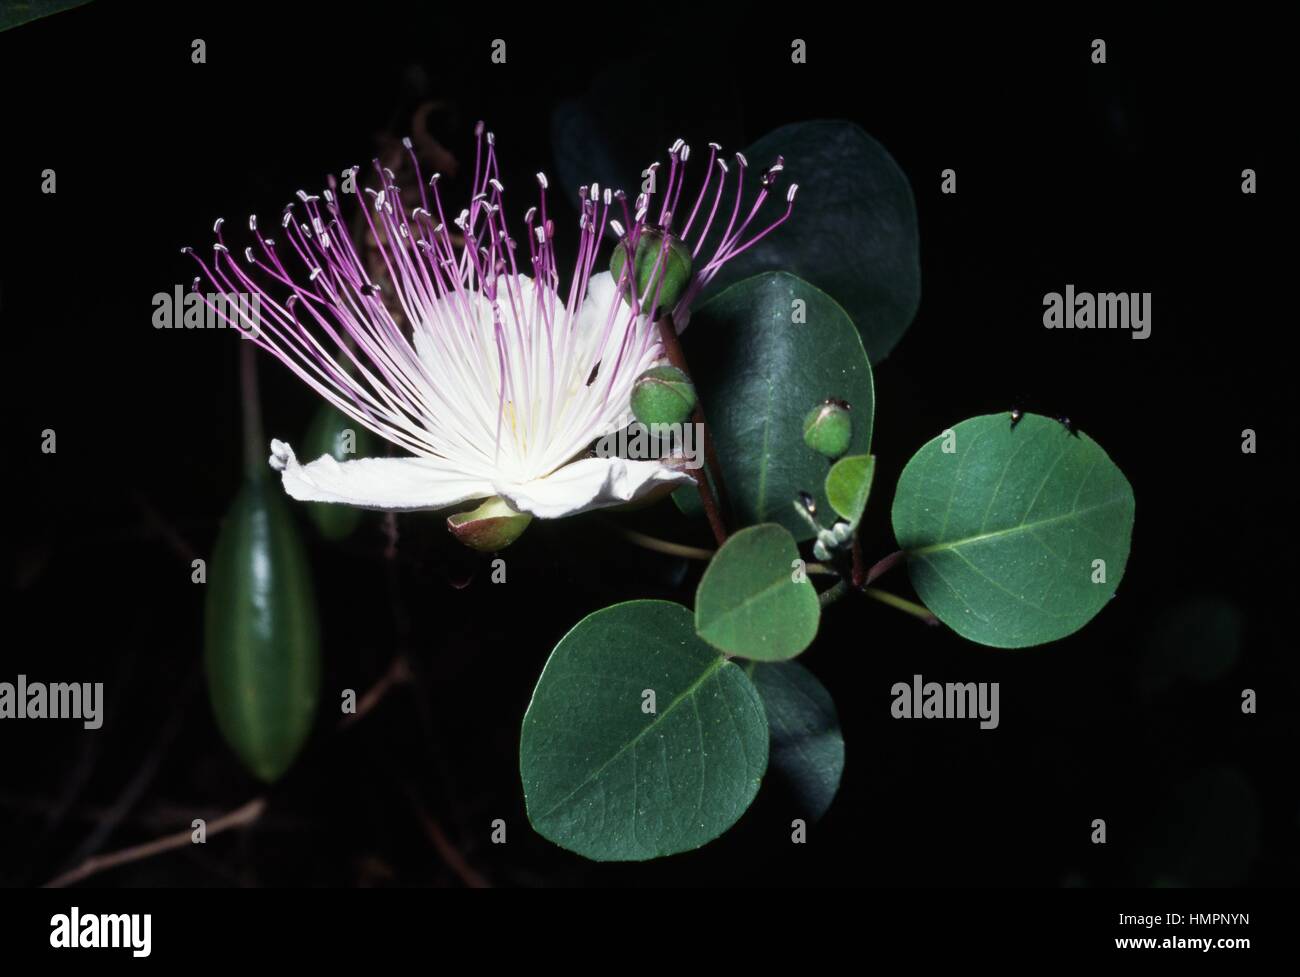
{"left": 825, "top": 454, "right": 876, "bottom": 527}
{"left": 891, "top": 413, "right": 1135, "bottom": 648}
{"left": 205, "top": 476, "right": 321, "bottom": 782}
{"left": 520, "top": 600, "right": 768, "bottom": 861}
{"left": 680, "top": 272, "right": 874, "bottom": 539}
{"left": 746, "top": 660, "right": 844, "bottom": 822}
{"left": 699, "top": 121, "right": 920, "bottom": 364}
{"left": 695, "top": 524, "right": 820, "bottom": 661}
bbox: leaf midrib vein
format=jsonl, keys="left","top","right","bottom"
{"left": 535, "top": 658, "right": 727, "bottom": 824}
{"left": 700, "top": 575, "right": 800, "bottom": 643}
{"left": 908, "top": 494, "right": 1127, "bottom": 556}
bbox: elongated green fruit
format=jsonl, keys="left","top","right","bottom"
{"left": 205, "top": 475, "right": 321, "bottom": 782}
{"left": 302, "top": 403, "right": 378, "bottom": 540}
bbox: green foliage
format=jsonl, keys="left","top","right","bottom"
{"left": 520, "top": 601, "right": 768, "bottom": 861}
{"left": 699, "top": 121, "right": 921, "bottom": 364}
{"left": 679, "top": 272, "right": 874, "bottom": 539}
{"left": 551, "top": 112, "right": 919, "bottom": 362}
{"left": 825, "top": 454, "right": 876, "bottom": 527}
{"left": 537, "top": 117, "right": 1140, "bottom": 861}
{"left": 746, "top": 661, "right": 845, "bottom": 822}
{"left": 891, "top": 413, "right": 1135, "bottom": 648}
{"left": 695, "top": 524, "right": 820, "bottom": 661}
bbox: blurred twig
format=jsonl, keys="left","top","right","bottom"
{"left": 131, "top": 491, "right": 200, "bottom": 563}
{"left": 609, "top": 521, "right": 835, "bottom": 573}
{"left": 43, "top": 798, "right": 267, "bottom": 889}
{"left": 56, "top": 668, "right": 200, "bottom": 870}
{"left": 406, "top": 787, "right": 489, "bottom": 888}
{"left": 42, "top": 653, "right": 405, "bottom": 887}
{"left": 339, "top": 655, "right": 412, "bottom": 729}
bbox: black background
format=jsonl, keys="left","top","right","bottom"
{"left": 1, "top": 5, "right": 1294, "bottom": 889}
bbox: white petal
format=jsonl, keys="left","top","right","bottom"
{"left": 576, "top": 269, "right": 649, "bottom": 345}
{"left": 270, "top": 439, "right": 492, "bottom": 512}
{"left": 495, "top": 456, "right": 694, "bottom": 520}
{"left": 576, "top": 270, "right": 619, "bottom": 329}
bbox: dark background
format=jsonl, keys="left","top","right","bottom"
{"left": 1, "top": 6, "right": 1293, "bottom": 887}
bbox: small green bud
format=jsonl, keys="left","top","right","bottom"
{"left": 803, "top": 399, "right": 853, "bottom": 459}
{"left": 609, "top": 228, "right": 693, "bottom": 315}
{"left": 630, "top": 365, "right": 696, "bottom": 426}
{"left": 447, "top": 495, "right": 532, "bottom": 552}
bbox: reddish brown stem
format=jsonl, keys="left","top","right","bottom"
{"left": 412, "top": 805, "right": 490, "bottom": 889}
{"left": 690, "top": 468, "right": 728, "bottom": 547}
{"left": 338, "top": 656, "right": 412, "bottom": 730}
{"left": 44, "top": 798, "right": 266, "bottom": 888}
{"left": 238, "top": 339, "right": 265, "bottom": 478}
{"left": 697, "top": 417, "right": 730, "bottom": 518}
{"left": 851, "top": 534, "right": 866, "bottom": 589}
{"left": 866, "top": 549, "right": 905, "bottom": 586}
{"left": 654, "top": 316, "right": 728, "bottom": 545}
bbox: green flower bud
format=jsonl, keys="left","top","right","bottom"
{"left": 630, "top": 365, "right": 696, "bottom": 427}
{"left": 609, "top": 228, "right": 693, "bottom": 315}
{"left": 447, "top": 495, "right": 532, "bottom": 552}
{"left": 802, "top": 399, "right": 853, "bottom": 459}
